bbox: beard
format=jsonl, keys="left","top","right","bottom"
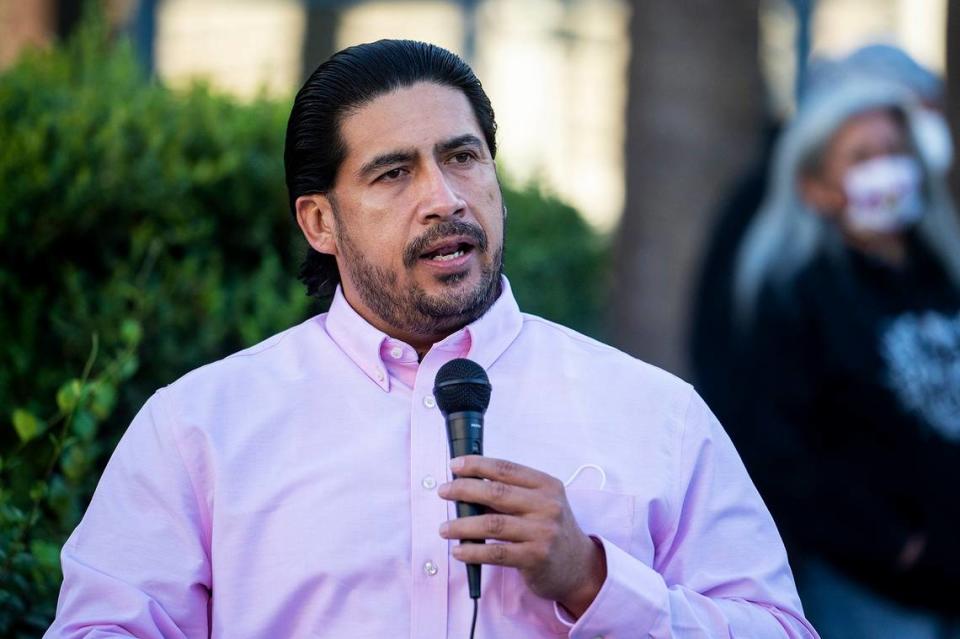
{"left": 333, "top": 205, "right": 504, "bottom": 339}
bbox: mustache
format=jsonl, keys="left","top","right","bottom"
{"left": 403, "top": 220, "right": 488, "bottom": 268}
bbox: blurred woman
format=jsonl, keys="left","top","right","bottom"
{"left": 731, "top": 75, "right": 960, "bottom": 638}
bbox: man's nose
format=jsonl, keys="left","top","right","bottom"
{"left": 417, "top": 162, "right": 465, "bottom": 221}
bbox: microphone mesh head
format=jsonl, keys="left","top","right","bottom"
{"left": 433, "top": 358, "right": 492, "bottom": 414}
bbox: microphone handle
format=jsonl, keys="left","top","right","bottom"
{"left": 445, "top": 410, "right": 484, "bottom": 599}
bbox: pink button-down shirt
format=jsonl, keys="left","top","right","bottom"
{"left": 46, "top": 279, "right": 818, "bottom": 638}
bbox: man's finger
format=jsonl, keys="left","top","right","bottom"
{"left": 440, "top": 513, "right": 542, "bottom": 543}
{"left": 437, "top": 477, "right": 537, "bottom": 513}
{"left": 451, "top": 540, "right": 532, "bottom": 568}
{"left": 450, "top": 455, "right": 558, "bottom": 489}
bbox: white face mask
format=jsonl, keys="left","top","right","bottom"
{"left": 843, "top": 155, "right": 924, "bottom": 233}
{"left": 912, "top": 109, "right": 953, "bottom": 175}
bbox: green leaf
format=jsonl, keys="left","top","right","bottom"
{"left": 61, "top": 446, "right": 88, "bottom": 482}
{"left": 118, "top": 355, "right": 139, "bottom": 380}
{"left": 120, "top": 318, "right": 142, "bottom": 346}
{"left": 56, "top": 380, "right": 83, "bottom": 413}
{"left": 28, "top": 481, "right": 47, "bottom": 502}
{"left": 29, "top": 540, "right": 61, "bottom": 570}
{"left": 0, "top": 503, "right": 26, "bottom": 523}
{"left": 88, "top": 382, "right": 116, "bottom": 419}
{"left": 71, "top": 409, "right": 97, "bottom": 441}
{"left": 11, "top": 551, "right": 35, "bottom": 571}
{"left": 11, "top": 409, "right": 42, "bottom": 443}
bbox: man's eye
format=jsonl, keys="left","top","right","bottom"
{"left": 452, "top": 152, "right": 474, "bottom": 164}
{"left": 379, "top": 168, "right": 404, "bottom": 181}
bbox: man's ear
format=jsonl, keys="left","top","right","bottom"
{"left": 295, "top": 194, "right": 339, "bottom": 256}
{"left": 798, "top": 174, "right": 845, "bottom": 219}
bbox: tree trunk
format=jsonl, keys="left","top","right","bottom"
{"left": 55, "top": 0, "right": 82, "bottom": 39}
{"left": 301, "top": 2, "right": 342, "bottom": 83}
{"left": 612, "top": 0, "right": 764, "bottom": 376}
{"left": 947, "top": 0, "right": 960, "bottom": 202}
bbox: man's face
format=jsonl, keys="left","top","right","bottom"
{"left": 306, "top": 82, "right": 505, "bottom": 347}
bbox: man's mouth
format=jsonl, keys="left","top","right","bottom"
{"left": 420, "top": 240, "right": 475, "bottom": 262}
{"left": 404, "top": 221, "right": 488, "bottom": 269}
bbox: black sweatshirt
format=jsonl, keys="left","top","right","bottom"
{"left": 727, "top": 236, "right": 960, "bottom": 614}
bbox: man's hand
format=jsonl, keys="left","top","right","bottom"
{"left": 437, "top": 455, "right": 607, "bottom": 618}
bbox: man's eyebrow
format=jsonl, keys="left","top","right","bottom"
{"left": 357, "top": 150, "right": 416, "bottom": 180}
{"left": 356, "top": 135, "right": 484, "bottom": 180}
{"left": 436, "top": 134, "right": 484, "bottom": 154}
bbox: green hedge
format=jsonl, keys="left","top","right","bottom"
{"left": 0, "top": 19, "right": 607, "bottom": 634}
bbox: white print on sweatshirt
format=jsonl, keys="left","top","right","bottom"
{"left": 882, "top": 309, "right": 960, "bottom": 442}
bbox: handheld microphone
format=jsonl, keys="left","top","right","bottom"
{"left": 434, "top": 358, "right": 492, "bottom": 600}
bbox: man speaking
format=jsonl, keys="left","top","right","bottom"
{"left": 45, "top": 40, "right": 818, "bottom": 638}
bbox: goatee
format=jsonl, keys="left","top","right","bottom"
{"left": 335, "top": 216, "right": 504, "bottom": 339}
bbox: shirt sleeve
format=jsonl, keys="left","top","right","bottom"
{"left": 563, "top": 390, "right": 819, "bottom": 639}
{"left": 44, "top": 390, "right": 211, "bottom": 639}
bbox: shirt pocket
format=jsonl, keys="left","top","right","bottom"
{"left": 498, "top": 488, "right": 636, "bottom": 634}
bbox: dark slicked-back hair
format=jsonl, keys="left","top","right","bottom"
{"left": 284, "top": 39, "right": 498, "bottom": 299}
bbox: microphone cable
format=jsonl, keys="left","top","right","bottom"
{"left": 469, "top": 596, "right": 479, "bottom": 639}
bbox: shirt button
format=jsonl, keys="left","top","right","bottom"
{"left": 421, "top": 475, "right": 437, "bottom": 490}
{"left": 389, "top": 345, "right": 403, "bottom": 359}
{"left": 375, "top": 371, "right": 384, "bottom": 382}
{"left": 423, "top": 395, "right": 436, "bottom": 408}
{"left": 423, "top": 560, "right": 438, "bottom": 576}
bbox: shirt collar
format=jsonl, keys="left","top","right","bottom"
{"left": 324, "top": 286, "right": 393, "bottom": 391}
{"left": 323, "top": 276, "right": 523, "bottom": 391}
{"left": 461, "top": 276, "right": 523, "bottom": 372}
